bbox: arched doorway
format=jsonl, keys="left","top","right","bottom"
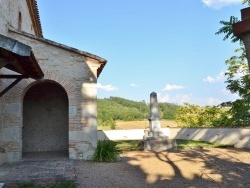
{"left": 22, "top": 82, "right": 69, "bottom": 160}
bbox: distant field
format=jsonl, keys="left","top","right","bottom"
{"left": 98, "top": 120, "right": 179, "bottom": 130}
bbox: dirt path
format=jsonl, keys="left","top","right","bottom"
{"left": 75, "top": 148, "right": 250, "bottom": 188}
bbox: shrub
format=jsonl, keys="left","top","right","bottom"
{"left": 18, "top": 181, "right": 77, "bottom": 188}
{"left": 0, "top": 147, "right": 5, "bottom": 153}
{"left": 50, "top": 181, "right": 77, "bottom": 188}
{"left": 91, "top": 140, "right": 120, "bottom": 162}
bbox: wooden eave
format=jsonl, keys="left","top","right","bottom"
{"left": 0, "top": 34, "right": 44, "bottom": 97}
{"left": 0, "top": 34, "right": 44, "bottom": 80}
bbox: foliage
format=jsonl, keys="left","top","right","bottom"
{"left": 18, "top": 181, "right": 77, "bottom": 188}
{"left": 0, "top": 147, "right": 5, "bottom": 153}
{"left": 176, "top": 139, "right": 230, "bottom": 149}
{"left": 113, "top": 140, "right": 229, "bottom": 151}
{"left": 175, "top": 103, "right": 228, "bottom": 127}
{"left": 97, "top": 97, "right": 180, "bottom": 128}
{"left": 215, "top": 16, "right": 240, "bottom": 43}
{"left": 215, "top": 1, "right": 250, "bottom": 43}
{"left": 49, "top": 181, "right": 77, "bottom": 188}
{"left": 97, "top": 97, "right": 147, "bottom": 122}
{"left": 100, "top": 118, "right": 117, "bottom": 130}
{"left": 224, "top": 48, "right": 249, "bottom": 98}
{"left": 158, "top": 103, "right": 180, "bottom": 119}
{"left": 91, "top": 140, "right": 120, "bottom": 162}
{"left": 243, "top": 0, "right": 250, "bottom": 5}
{"left": 115, "top": 140, "right": 142, "bottom": 151}
{"left": 215, "top": 1, "right": 250, "bottom": 127}
{"left": 218, "top": 48, "right": 250, "bottom": 126}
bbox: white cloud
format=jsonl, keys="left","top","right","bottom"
{"left": 202, "top": 0, "right": 241, "bottom": 9}
{"left": 203, "top": 76, "right": 215, "bottom": 83}
{"left": 158, "top": 93, "right": 191, "bottom": 105}
{"left": 206, "top": 97, "right": 222, "bottom": 106}
{"left": 203, "top": 71, "right": 225, "bottom": 83}
{"left": 221, "top": 88, "right": 239, "bottom": 99}
{"left": 162, "top": 84, "right": 184, "bottom": 91}
{"left": 158, "top": 93, "right": 170, "bottom": 103}
{"left": 130, "top": 83, "right": 139, "bottom": 87}
{"left": 173, "top": 94, "right": 192, "bottom": 104}
{"left": 97, "top": 83, "right": 118, "bottom": 91}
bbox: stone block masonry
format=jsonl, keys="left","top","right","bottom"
{"left": 0, "top": 29, "right": 102, "bottom": 164}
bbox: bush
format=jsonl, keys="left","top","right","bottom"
{"left": 91, "top": 140, "right": 120, "bottom": 162}
{"left": 0, "top": 147, "right": 5, "bottom": 153}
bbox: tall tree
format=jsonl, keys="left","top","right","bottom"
{"left": 215, "top": 16, "right": 240, "bottom": 43}
{"left": 175, "top": 103, "right": 227, "bottom": 127}
{"left": 243, "top": 0, "right": 250, "bottom": 5}
{"left": 220, "top": 48, "right": 250, "bottom": 126}
{"left": 216, "top": 1, "right": 250, "bottom": 126}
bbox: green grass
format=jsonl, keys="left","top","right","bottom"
{"left": 114, "top": 139, "right": 230, "bottom": 151}
{"left": 115, "top": 140, "right": 141, "bottom": 151}
{"left": 176, "top": 139, "right": 229, "bottom": 149}
{"left": 18, "top": 181, "right": 77, "bottom": 188}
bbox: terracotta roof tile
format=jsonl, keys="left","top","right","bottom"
{"left": 26, "top": 0, "right": 43, "bottom": 37}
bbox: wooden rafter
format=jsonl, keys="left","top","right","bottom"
{"left": 0, "top": 75, "right": 28, "bottom": 97}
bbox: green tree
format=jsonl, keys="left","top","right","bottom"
{"left": 243, "top": 0, "right": 250, "bottom": 5}
{"left": 219, "top": 48, "right": 250, "bottom": 126}
{"left": 97, "top": 97, "right": 180, "bottom": 125}
{"left": 216, "top": 0, "right": 250, "bottom": 126}
{"left": 158, "top": 103, "right": 180, "bottom": 120}
{"left": 175, "top": 103, "right": 226, "bottom": 127}
{"left": 215, "top": 16, "right": 240, "bottom": 43}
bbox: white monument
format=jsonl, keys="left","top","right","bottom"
{"left": 148, "top": 92, "right": 163, "bottom": 137}
{"left": 143, "top": 92, "right": 176, "bottom": 151}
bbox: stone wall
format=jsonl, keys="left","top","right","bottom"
{"left": 0, "top": 0, "right": 38, "bottom": 165}
{"left": 23, "top": 82, "right": 68, "bottom": 152}
{"left": 0, "top": 29, "right": 101, "bottom": 164}
{"left": 0, "top": 0, "right": 106, "bottom": 165}
{"left": 0, "top": 0, "right": 36, "bottom": 36}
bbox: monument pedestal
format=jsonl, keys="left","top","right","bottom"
{"left": 143, "top": 128, "right": 176, "bottom": 151}
{"left": 144, "top": 137, "right": 176, "bottom": 151}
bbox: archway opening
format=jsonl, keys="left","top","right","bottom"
{"left": 22, "top": 82, "right": 69, "bottom": 160}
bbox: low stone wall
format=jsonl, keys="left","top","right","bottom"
{"left": 98, "top": 128, "right": 250, "bottom": 149}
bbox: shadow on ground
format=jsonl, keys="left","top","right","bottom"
{"left": 75, "top": 148, "right": 250, "bottom": 187}
{"left": 123, "top": 148, "right": 250, "bottom": 187}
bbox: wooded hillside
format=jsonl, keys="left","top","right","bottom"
{"left": 97, "top": 96, "right": 180, "bottom": 122}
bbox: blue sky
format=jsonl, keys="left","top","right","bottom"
{"left": 37, "top": 0, "right": 247, "bottom": 106}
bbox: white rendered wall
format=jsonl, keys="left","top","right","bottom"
{"left": 98, "top": 128, "right": 250, "bottom": 149}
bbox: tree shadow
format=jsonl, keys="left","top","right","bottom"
{"left": 122, "top": 148, "right": 250, "bottom": 187}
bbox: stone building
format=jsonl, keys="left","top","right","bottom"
{"left": 0, "top": 0, "right": 107, "bottom": 164}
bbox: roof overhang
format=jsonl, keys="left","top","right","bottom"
{"left": 9, "top": 27, "right": 107, "bottom": 78}
{"left": 0, "top": 34, "right": 44, "bottom": 96}
{"left": 0, "top": 34, "right": 44, "bottom": 79}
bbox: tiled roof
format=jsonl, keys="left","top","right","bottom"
{"left": 26, "top": 0, "right": 43, "bottom": 37}
{"left": 9, "top": 27, "right": 107, "bottom": 78}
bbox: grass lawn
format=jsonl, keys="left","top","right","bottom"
{"left": 176, "top": 139, "right": 229, "bottom": 149}
{"left": 18, "top": 181, "right": 77, "bottom": 188}
{"left": 114, "top": 139, "right": 230, "bottom": 151}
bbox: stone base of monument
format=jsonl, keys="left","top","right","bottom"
{"left": 143, "top": 129, "right": 177, "bottom": 151}
{"left": 143, "top": 138, "right": 177, "bottom": 151}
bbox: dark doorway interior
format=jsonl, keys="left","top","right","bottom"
{"left": 22, "top": 82, "right": 68, "bottom": 160}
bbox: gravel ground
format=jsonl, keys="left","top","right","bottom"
{"left": 75, "top": 148, "right": 250, "bottom": 188}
